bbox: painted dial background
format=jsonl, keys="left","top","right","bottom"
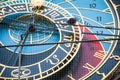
{"left": 0, "top": 0, "right": 120, "bottom": 80}
{"left": 0, "top": 13, "right": 60, "bottom": 54}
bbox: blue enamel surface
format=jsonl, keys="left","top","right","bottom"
{"left": 41, "top": 47, "right": 67, "bottom": 72}
{"left": 0, "top": 12, "right": 60, "bottom": 54}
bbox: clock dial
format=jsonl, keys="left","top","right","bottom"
{"left": 0, "top": 0, "right": 120, "bottom": 80}
{"left": 0, "top": 0, "right": 82, "bottom": 79}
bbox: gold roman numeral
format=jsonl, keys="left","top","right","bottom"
{"left": 94, "top": 50, "right": 106, "bottom": 60}
{"left": 83, "top": 63, "right": 94, "bottom": 72}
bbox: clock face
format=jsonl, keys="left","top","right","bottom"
{"left": 0, "top": 0, "right": 120, "bottom": 80}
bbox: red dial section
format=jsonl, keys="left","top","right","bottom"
{"left": 67, "top": 27, "right": 105, "bottom": 79}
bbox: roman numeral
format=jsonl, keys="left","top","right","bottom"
{"left": 94, "top": 50, "right": 106, "bottom": 60}
{"left": 49, "top": 11, "right": 60, "bottom": 19}
{"left": 63, "top": 35, "right": 73, "bottom": 47}
{"left": 83, "top": 63, "right": 94, "bottom": 72}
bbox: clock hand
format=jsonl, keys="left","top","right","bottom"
{"left": 5, "top": 35, "right": 24, "bottom": 67}
{"left": 5, "top": 23, "right": 35, "bottom": 64}
{"left": 1, "top": 17, "right": 120, "bottom": 31}
{"left": 36, "top": 27, "right": 119, "bottom": 37}
{"left": 18, "top": 26, "right": 30, "bottom": 80}
{"left": 6, "top": 23, "right": 35, "bottom": 80}
{"left": 1, "top": 17, "right": 119, "bottom": 37}
{"left": 35, "top": 17, "right": 120, "bottom": 37}
{"left": 54, "top": 18, "right": 120, "bottom": 30}
{"left": 18, "top": 23, "right": 37, "bottom": 80}
{"left": 0, "top": 37, "right": 119, "bottom": 48}
{"left": 82, "top": 32, "right": 120, "bottom": 37}
{"left": 1, "top": 19, "right": 119, "bottom": 43}
{"left": 4, "top": 22, "right": 119, "bottom": 37}
{"left": 1, "top": 17, "right": 120, "bottom": 38}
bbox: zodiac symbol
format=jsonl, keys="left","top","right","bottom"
{"left": 46, "top": 55, "right": 60, "bottom": 65}
{"left": 11, "top": 68, "right": 31, "bottom": 78}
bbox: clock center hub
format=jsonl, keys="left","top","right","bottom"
{"left": 28, "top": 23, "right": 35, "bottom": 32}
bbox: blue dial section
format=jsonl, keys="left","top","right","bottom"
{"left": 0, "top": 13, "right": 60, "bottom": 54}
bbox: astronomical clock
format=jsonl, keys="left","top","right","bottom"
{"left": 0, "top": 0, "right": 120, "bottom": 80}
